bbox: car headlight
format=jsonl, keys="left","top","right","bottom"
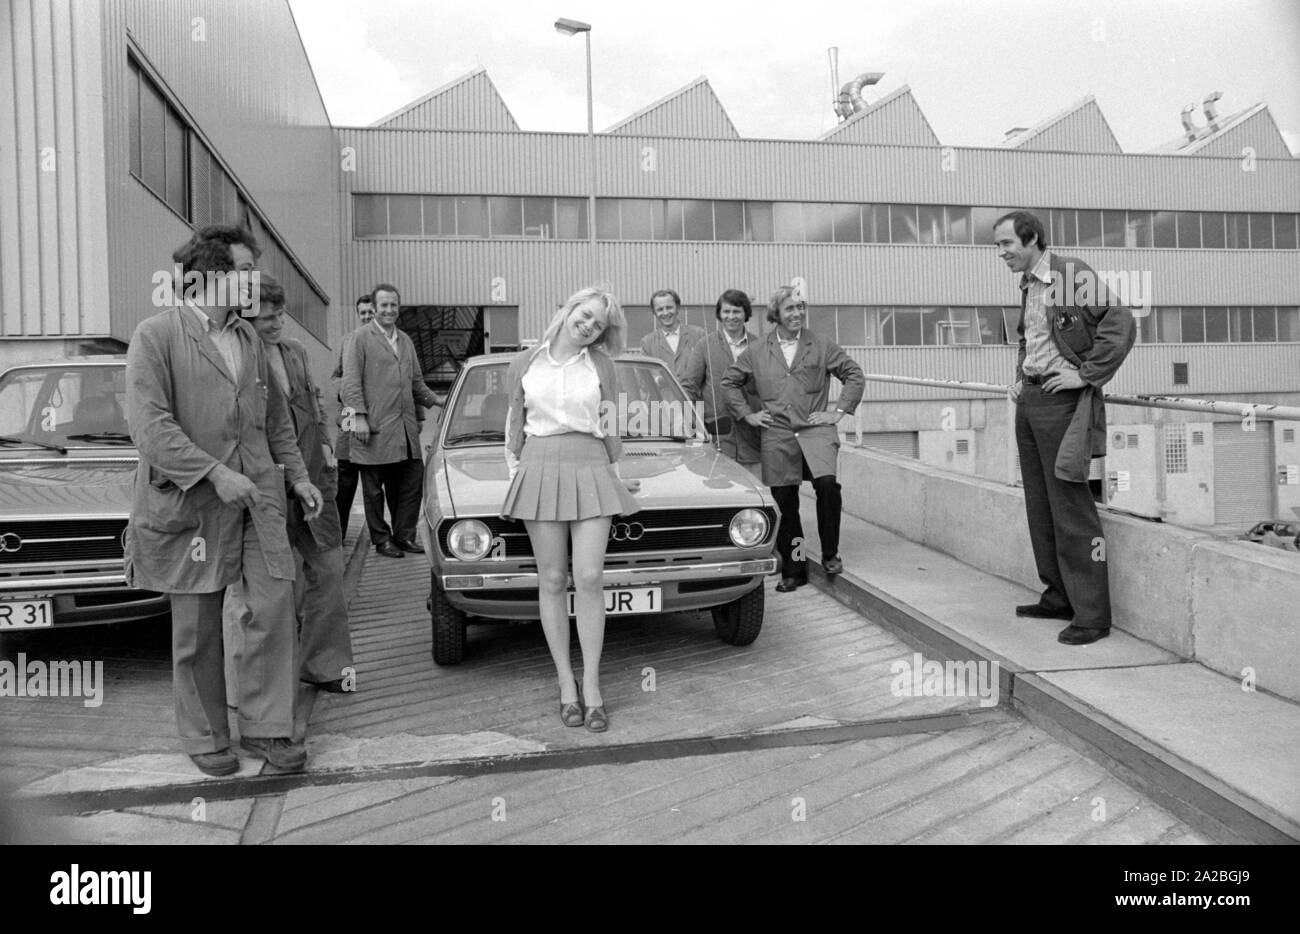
{"left": 729, "top": 508, "right": 768, "bottom": 547}
{"left": 447, "top": 519, "right": 493, "bottom": 560}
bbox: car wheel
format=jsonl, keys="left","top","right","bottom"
{"left": 711, "top": 583, "right": 764, "bottom": 646}
{"left": 430, "top": 574, "right": 467, "bottom": 665}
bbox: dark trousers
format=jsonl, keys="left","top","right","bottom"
{"left": 1015, "top": 385, "right": 1111, "bottom": 629}
{"left": 360, "top": 458, "right": 424, "bottom": 545}
{"left": 770, "top": 458, "right": 842, "bottom": 580}
{"left": 335, "top": 458, "right": 360, "bottom": 539}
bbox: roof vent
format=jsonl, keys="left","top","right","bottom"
{"left": 1203, "top": 90, "right": 1223, "bottom": 132}
{"left": 1004, "top": 126, "right": 1028, "bottom": 139}
{"left": 834, "top": 72, "right": 885, "bottom": 120}
{"left": 1180, "top": 104, "right": 1199, "bottom": 141}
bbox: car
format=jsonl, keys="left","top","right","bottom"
{"left": 1238, "top": 519, "right": 1300, "bottom": 553}
{"left": 419, "top": 353, "right": 779, "bottom": 665}
{"left": 0, "top": 357, "right": 168, "bottom": 631}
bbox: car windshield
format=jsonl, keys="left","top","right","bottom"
{"left": 443, "top": 358, "right": 704, "bottom": 446}
{"left": 0, "top": 365, "right": 130, "bottom": 447}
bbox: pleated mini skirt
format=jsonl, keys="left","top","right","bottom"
{"left": 500, "top": 432, "right": 640, "bottom": 522}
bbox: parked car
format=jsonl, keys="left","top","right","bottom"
{"left": 0, "top": 357, "right": 168, "bottom": 630}
{"left": 1238, "top": 520, "right": 1300, "bottom": 553}
{"left": 420, "top": 353, "right": 779, "bottom": 664}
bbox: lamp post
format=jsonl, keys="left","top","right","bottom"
{"left": 555, "top": 17, "right": 596, "bottom": 279}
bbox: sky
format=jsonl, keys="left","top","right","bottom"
{"left": 287, "top": 0, "right": 1300, "bottom": 154}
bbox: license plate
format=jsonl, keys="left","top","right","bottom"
{"left": 0, "top": 599, "right": 54, "bottom": 629}
{"left": 566, "top": 587, "right": 661, "bottom": 617}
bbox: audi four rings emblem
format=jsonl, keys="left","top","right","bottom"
{"left": 0, "top": 532, "right": 22, "bottom": 553}
{"left": 609, "top": 522, "right": 645, "bottom": 542}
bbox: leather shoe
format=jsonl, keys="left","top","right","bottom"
{"left": 375, "top": 541, "right": 405, "bottom": 558}
{"left": 394, "top": 538, "right": 424, "bottom": 554}
{"left": 1057, "top": 625, "right": 1110, "bottom": 645}
{"left": 823, "top": 556, "right": 843, "bottom": 576}
{"left": 240, "top": 736, "right": 307, "bottom": 772}
{"left": 189, "top": 748, "right": 238, "bottom": 777}
{"left": 1015, "top": 603, "right": 1073, "bottom": 620}
{"left": 775, "top": 576, "right": 807, "bottom": 593}
{"left": 302, "top": 678, "right": 350, "bottom": 694}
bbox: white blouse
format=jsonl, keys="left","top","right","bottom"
{"left": 505, "top": 342, "right": 605, "bottom": 478}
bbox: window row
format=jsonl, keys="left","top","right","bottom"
{"left": 353, "top": 193, "right": 1300, "bottom": 250}
{"left": 1140, "top": 306, "right": 1300, "bottom": 343}
{"left": 128, "top": 57, "right": 330, "bottom": 340}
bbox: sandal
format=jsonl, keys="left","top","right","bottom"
{"left": 560, "top": 680, "right": 585, "bottom": 727}
{"left": 584, "top": 705, "right": 608, "bottom": 733}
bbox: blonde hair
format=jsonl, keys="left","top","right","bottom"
{"left": 541, "top": 285, "right": 626, "bottom": 356}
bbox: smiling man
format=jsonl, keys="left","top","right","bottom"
{"left": 994, "top": 210, "right": 1135, "bottom": 645}
{"left": 639, "top": 289, "right": 705, "bottom": 380}
{"left": 680, "top": 288, "right": 761, "bottom": 471}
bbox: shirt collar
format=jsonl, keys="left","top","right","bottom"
{"left": 186, "top": 300, "right": 238, "bottom": 332}
{"left": 542, "top": 340, "right": 589, "bottom": 367}
{"left": 724, "top": 330, "right": 749, "bottom": 346}
{"left": 1021, "top": 251, "right": 1053, "bottom": 289}
{"left": 373, "top": 319, "right": 397, "bottom": 339}
{"left": 777, "top": 329, "right": 802, "bottom": 345}
{"left": 661, "top": 325, "right": 680, "bottom": 338}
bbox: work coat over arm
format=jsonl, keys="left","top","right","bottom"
{"left": 278, "top": 337, "right": 342, "bottom": 553}
{"left": 339, "top": 324, "right": 440, "bottom": 466}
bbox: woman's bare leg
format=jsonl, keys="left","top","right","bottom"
{"left": 569, "top": 516, "right": 612, "bottom": 707}
{"left": 524, "top": 519, "right": 578, "bottom": 704}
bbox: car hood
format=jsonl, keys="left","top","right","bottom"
{"left": 0, "top": 454, "right": 136, "bottom": 519}
{"left": 435, "top": 442, "right": 769, "bottom": 516}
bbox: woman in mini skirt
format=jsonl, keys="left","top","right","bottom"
{"left": 501, "top": 432, "right": 638, "bottom": 521}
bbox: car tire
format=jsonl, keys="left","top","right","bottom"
{"left": 711, "top": 583, "right": 764, "bottom": 646}
{"left": 430, "top": 575, "right": 467, "bottom": 665}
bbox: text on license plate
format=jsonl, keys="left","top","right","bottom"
{"left": 566, "top": 587, "right": 661, "bottom": 617}
{"left": 0, "top": 599, "right": 54, "bottom": 629}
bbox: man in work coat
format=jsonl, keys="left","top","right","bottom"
{"left": 995, "top": 210, "right": 1134, "bottom": 645}
{"left": 332, "top": 294, "right": 374, "bottom": 539}
{"left": 340, "top": 283, "right": 441, "bottom": 557}
{"left": 639, "top": 288, "right": 706, "bottom": 381}
{"left": 125, "top": 225, "right": 322, "bottom": 777}
{"left": 679, "top": 288, "right": 761, "bottom": 470}
{"left": 721, "top": 285, "right": 865, "bottom": 593}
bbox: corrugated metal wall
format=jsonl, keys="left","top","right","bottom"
{"left": 821, "top": 89, "right": 940, "bottom": 147}
{"left": 0, "top": 0, "right": 111, "bottom": 339}
{"left": 608, "top": 80, "right": 739, "bottom": 138}
{"left": 101, "top": 0, "right": 338, "bottom": 352}
{"left": 375, "top": 70, "right": 520, "bottom": 131}
{"left": 1195, "top": 110, "right": 1292, "bottom": 160}
{"left": 1013, "top": 100, "right": 1122, "bottom": 154}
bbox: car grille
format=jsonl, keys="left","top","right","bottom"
{"left": 0, "top": 519, "right": 127, "bottom": 566}
{"left": 438, "top": 507, "right": 776, "bottom": 560}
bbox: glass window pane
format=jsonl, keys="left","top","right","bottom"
{"left": 456, "top": 196, "right": 486, "bottom": 237}
{"left": 1050, "top": 209, "right": 1076, "bottom": 248}
{"left": 1102, "top": 210, "right": 1125, "bottom": 247}
{"left": 715, "top": 201, "right": 743, "bottom": 241}
{"left": 140, "top": 79, "right": 166, "bottom": 195}
{"left": 621, "top": 199, "right": 656, "bottom": 240}
{"left": 682, "top": 199, "right": 713, "bottom": 240}
{"left": 1204, "top": 306, "right": 1229, "bottom": 342}
{"left": 804, "top": 203, "right": 833, "bottom": 242}
{"left": 890, "top": 204, "right": 919, "bottom": 244}
{"left": 945, "top": 308, "right": 979, "bottom": 344}
{"left": 664, "top": 200, "right": 685, "bottom": 240}
{"left": 1249, "top": 213, "right": 1273, "bottom": 250}
{"left": 488, "top": 197, "right": 522, "bottom": 237}
{"left": 773, "top": 202, "right": 803, "bottom": 241}
{"left": 1201, "top": 212, "right": 1225, "bottom": 249}
{"left": 1139, "top": 309, "right": 1160, "bottom": 343}
{"left": 423, "top": 196, "right": 456, "bottom": 237}
{"left": 1152, "top": 211, "right": 1176, "bottom": 248}
{"left": 1158, "top": 307, "right": 1181, "bottom": 343}
{"left": 865, "top": 204, "right": 890, "bottom": 243}
{"left": 1180, "top": 307, "right": 1204, "bottom": 342}
{"left": 1125, "top": 211, "right": 1151, "bottom": 248}
{"left": 919, "top": 307, "right": 946, "bottom": 345}
{"left": 946, "top": 206, "right": 972, "bottom": 245}
{"left": 595, "top": 199, "right": 620, "bottom": 239}
{"left": 353, "top": 195, "right": 385, "bottom": 237}
{"left": 1224, "top": 213, "right": 1248, "bottom": 248}
{"left": 971, "top": 207, "right": 1001, "bottom": 246}
{"left": 1229, "top": 306, "right": 1251, "bottom": 341}
{"left": 1275, "top": 214, "right": 1298, "bottom": 250}
{"left": 555, "top": 198, "right": 587, "bottom": 239}
{"left": 128, "top": 65, "right": 141, "bottom": 178}
{"left": 523, "top": 197, "right": 555, "bottom": 238}
{"left": 829, "top": 203, "right": 860, "bottom": 242}
{"left": 1002, "top": 307, "right": 1020, "bottom": 343}
{"left": 164, "top": 107, "right": 186, "bottom": 215}
{"left": 745, "top": 202, "right": 773, "bottom": 241}
{"left": 977, "top": 307, "right": 1006, "bottom": 344}
{"left": 1176, "top": 211, "right": 1201, "bottom": 249}
{"left": 894, "top": 309, "right": 922, "bottom": 344}
{"left": 1077, "top": 210, "right": 1103, "bottom": 247}
{"left": 1253, "top": 306, "right": 1276, "bottom": 341}
{"left": 918, "top": 205, "right": 944, "bottom": 245}
{"left": 837, "top": 306, "right": 866, "bottom": 345}
{"left": 876, "top": 307, "right": 897, "bottom": 345}
{"left": 389, "top": 195, "right": 422, "bottom": 235}
{"left": 1277, "top": 306, "right": 1299, "bottom": 341}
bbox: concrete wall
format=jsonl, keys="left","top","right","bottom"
{"left": 839, "top": 445, "right": 1300, "bottom": 700}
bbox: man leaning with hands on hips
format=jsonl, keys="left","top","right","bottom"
{"left": 721, "top": 285, "right": 865, "bottom": 593}
{"left": 124, "top": 224, "right": 323, "bottom": 777}
{"left": 995, "top": 210, "right": 1135, "bottom": 646}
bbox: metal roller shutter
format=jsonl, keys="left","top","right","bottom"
{"left": 860, "top": 431, "right": 919, "bottom": 458}
{"left": 1213, "top": 422, "right": 1274, "bottom": 526}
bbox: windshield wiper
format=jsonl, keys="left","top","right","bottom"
{"left": 445, "top": 430, "right": 505, "bottom": 444}
{"left": 0, "top": 434, "right": 68, "bottom": 454}
{"left": 65, "top": 432, "right": 134, "bottom": 445}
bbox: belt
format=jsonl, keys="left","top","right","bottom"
{"left": 1021, "top": 373, "right": 1045, "bottom": 385}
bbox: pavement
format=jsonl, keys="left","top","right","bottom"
{"left": 2, "top": 492, "right": 1294, "bottom": 844}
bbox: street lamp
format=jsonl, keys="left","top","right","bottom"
{"left": 555, "top": 17, "right": 596, "bottom": 279}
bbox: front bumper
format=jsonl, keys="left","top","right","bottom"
{"left": 439, "top": 557, "right": 777, "bottom": 591}
{"left": 0, "top": 566, "right": 169, "bottom": 628}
